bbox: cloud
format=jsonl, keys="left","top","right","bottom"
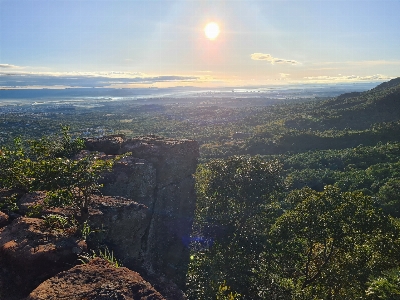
{"left": 304, "top": 74, "right": 393, "bottom": 82}
{"left": 0, "top": 71, "right": 207, "bottom": 89}
{"left": 0, "top": 64, "right": 22, "bottom": 69}
{"left": 279, "top": 73, "right": 290, "bottom": 78}
{"left": 251, "top": 53, "right": 299, "bottom": 65}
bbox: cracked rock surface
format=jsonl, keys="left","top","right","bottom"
{"left": 27, "top": 258, "right": 165, "bottom": 300}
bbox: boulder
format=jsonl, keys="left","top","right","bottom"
{"left": 86, "top": 135, "right": 199, "bottom": 186}
{"left": 15, "top": 193, "right": 152, "bottom": 270}
{"left": 100, "top": 156, "right": 157, "bottom": 208}
{"left": 0, "top": 217, "right": 86, "bottom": 298}
{"left": 88, "top": 195, "right": 151, "bottom": 268}
{"left": 27, "top": 258, "right": 166, "bottom": 300}
{"left": 84, "top": 134, "right": 126, "bottom": 155}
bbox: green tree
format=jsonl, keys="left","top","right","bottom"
{"left": 187, "top": 155, "right": 283, "bottom": 299}
{"left": 0, "top": 137, "right": 35, "bottom": 192}
{"left": 40, "top": 153, "right": 115, "bottom": 225}
{"left": 270, "top": 186, "right": 400, "bottom": 299}
{"left": 378, "top": 178, "right": 400, "bottom": 218}
{"left": 0, "top": 128, "right": 118, "bottom": 228}
{"left": 366, "top": 267, "right": 400, "bottom": 299}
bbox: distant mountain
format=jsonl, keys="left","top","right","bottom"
{"left": 244, "top": 78, "right": 400, "bottom": 155}
{"left": 307, "top": 77, "right": 400, "bottom": 130}
{"left": 370, "top": 77, "right": 400, "bottom": 92}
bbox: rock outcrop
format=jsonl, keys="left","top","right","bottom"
{"left": 0, "top": 217, "right": 87, "bottom": 298}
{"left": 85, "top": 135, "right": 199, "bottom": 289}
{"left": 88, "top": 194, "right": 151, "bottom": 269}
{"left": 27, "top": 258, "right": 166, "bottom": 300}
{"left": 0, "top": 135, "right": 198, "bottom": 299}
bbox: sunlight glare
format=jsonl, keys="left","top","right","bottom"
{"left": 204, "top": 22, "right": 220, "bottom": 40}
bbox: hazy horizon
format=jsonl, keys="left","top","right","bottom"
{"left": 1, "top": 0, "right": 399, "bottom": 90}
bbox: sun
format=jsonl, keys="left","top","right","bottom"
{"left": 204, "top": 22, "right": 220, "bottom": 40}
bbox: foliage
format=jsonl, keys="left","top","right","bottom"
{"left": 42, "top": 214, "right": 73, "bottom": 231}
{"left": 216, "top": 281, "right": 241, "bottom": 300}
{"left": 378, "top": 178, "right": 400, "bottom": 218}
{"left": 270, "top": 186, "right": 400, "bottom": 299}
{"left": 79, "top": 246, "right": 123, "bottom": 268}
{"left": 0, "top": 193, "right": 19, "bottom": 213}
{"left": 187, "top": 156, "right": 283, "bottom": 299}
{"left": 366, "top": 267, "right": 400, "bottom": 299}
{"left": 81, "top": 221, "right": 94, "bottom": 241}
{"left": 38, "top": 152, "right": 116, "bottom": 225}
{"left": 25, "top": 203, "right": 44, "bottom": 218}
{"left": 0, "top": 137, "right": 35, "bottom": 192}
{"left": 0, "top": 128, "right": 119, "bottom": 229}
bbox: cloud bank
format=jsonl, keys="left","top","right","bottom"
{"left": 251, "top": 53, "right": 299, "bottom": 65}
{"left": 304, "top": 74, "right": 393, "bottom": 82}
{"left": 0, "top": 71, "right": 212, "bottom": 89}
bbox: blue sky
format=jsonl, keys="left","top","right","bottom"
{"left": 1, "top": 0, "right": 400, "bottom": 88}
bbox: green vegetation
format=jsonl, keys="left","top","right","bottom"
{"left": 187, "top": 156, "right": 283, "bottom": 299}
{"left": 270, "top": 187, "right": 399, "bottom": 298}
{"left": 78, "top": 246, "right": 123, "bottom": 268}
{"left": 1, "top": 78, "right": 400, "bottom": 298}
{"left": 187, "top": 156, "right": 400, "bottom": 298}
{"left": 0, "top": 127, "right": 119, "bottom": 230}
{"left": 185, "top": 79, "right": 400, "bottom": 299}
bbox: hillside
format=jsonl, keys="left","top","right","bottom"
{"left": 242, "top": 77, "right": 400, "bottom": 156}
{"left": 187, "top": 79, "right": 400, "bottom": 299}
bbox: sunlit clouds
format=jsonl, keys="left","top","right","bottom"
{"left": 251, "top": 53, "right": 300, "bottom": 65}
{"left": 1, "top": 0, "right": 399, "bottom": 87}
{"left": 280, "top": 73, "right": 290, "bottom": 79}
{"left": 303, "top": 74, "right": 393, "bottom": 82}
{"left": 0, "top": 64, "right": 23, "bottom": 69}
{"left": 0, "top": 71, "right": 222, "bottom": 89}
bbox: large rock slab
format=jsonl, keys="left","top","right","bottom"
{"left": 27, "top": 258, "right": 166, "bottom": 300}
{"left": 101, "top": 156, "right": 157, "bottom": 208}
{"left": 85, "top": 135, "right": 199, "bottom": 187}
{"left": 0, "top": 217, "right": 86, "bottom": 298}
{"left": 120, "top": 136, "right": 199, "bottom": 187}
{"left": 88, "top": 195, "right": 151, "bottom": 268}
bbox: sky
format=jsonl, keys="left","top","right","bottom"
{"left": 1, "top": 0, "right": 400, "bottom": 89}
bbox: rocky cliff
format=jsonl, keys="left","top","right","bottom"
{"left": 0, "top": 135, "right": 199, "bottom": 299}
{"left": 86, "top": 135, "right": 199, "bottom": 290}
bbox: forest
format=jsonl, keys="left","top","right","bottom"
{"left": 1, "top": 78, "right": 400, "bottom": 299}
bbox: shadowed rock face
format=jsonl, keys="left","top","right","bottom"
{"left": 0, "top": 212, "right": 8, "bottom": 228}
{"left": 86, "top": 135, "right": 199, "bottom": 289}
{"left": 88, "top": 195, "right": 151, "bottom": 269}
{"left": 27, "top": 258, "right": 166, "bottom": 300}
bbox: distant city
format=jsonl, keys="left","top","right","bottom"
{"left": 0, "top": 82, "right": 379, "bottom": 111}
